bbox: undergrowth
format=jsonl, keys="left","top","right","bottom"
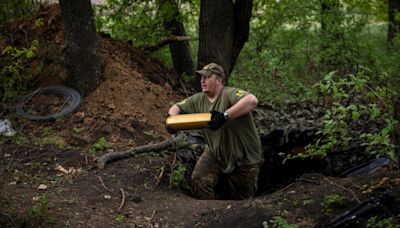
{"left": 285, "top": 69, "right": 398, "bottom": 161}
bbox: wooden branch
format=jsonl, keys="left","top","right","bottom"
{"left": 95, "top": 134, "right": 189, "bottom": 169}
{"left": 324, "top": 177, "right": 361, "bottom": 203}
{"left": 140, "top": 36, "right": 191, "bottom": 53}
{"left": 118, "top": 188, "right": 126, "bottom": 212}
{"left": 148, "top": 209, "right": 156, "bottom": 228}
{"left": 156, "top": 166, "right": 165, "bottom": 186}
{"left": 98, "top": 176, "right": 113, "bottom": 193}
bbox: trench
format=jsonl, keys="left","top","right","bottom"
{"left": 177, "top": 128, "right": 378, "bottom": 197}
{"left": 257, "top": 127, "right": 382, "bottom": 194}
{"left": 257, "top": 128, "right": 326, "bottom": 194}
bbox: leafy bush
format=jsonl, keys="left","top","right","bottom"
{"left": 94, "top": 0, "right": 199, "bottom": 68}
{"left": 286, "top": 70, "right": 398, "bottom": 160}
{"left": 169, "top": 163, "right": 187, "bottom": 189}
{"left": 231, "top": 0, "right": 400, "bottom": 104}
{"left": 367, "top": 216, "right": 399, "bottom": 228}
{"left": 263, "top": 216, "right": 299, "bottom": 228}
{"left": 0, "top": 39, "right": 39, "bottom": 102}
{"left": 28, "top": 194, "right": 57, "bottom": 226}
{"left": 90, "top": 137, "right": 109, "bottom": 154}
{"left": 321, "top": 194, "right": 348, "bottom": 213}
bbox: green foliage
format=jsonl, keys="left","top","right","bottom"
{"left": 115, "top": 214, "right": 126, "bottom": 223}
{"left": 169, "top": 163, "right": 186, "bottom": 189}
{"left": 32, "top": 127, "right": 66, "bottom": 149}
{"left": 0, "top": 0, "right": 32, "bottom": 36}
{"left": 301, "top": 197, "right": 313, "bottom": 206}
{"left": 95, "top": 0, "right": 197, "bottom": 45}
{"left": 367, "top": 216, "right": 399, "bottom": 228}
{"left": 232, "top": 0, "right": 400, "bottom": 104}
{"left": 28, "top": 194, "right": 57, "bottom": 226}
{"left": 72, "top": 127, "right": 83, "bottom": 134}
{"left": 94, "top": 0, "right": 199, "bottom": 68}
{"left": 0, "top": 39, "right": 39, "bottom": 101}
{"left": 90, "top": 137, "right": 109, "bottom": 154}
{"left": 263, "top": 216, "right": 299, "bottom": 228}
{"left": 34, "top": 18, "right": 44, "bottom": 28}
{"left": 9, "top": 134, "right": 30, "bottom": 145}
{"left": 321, "top": 194, "right": 348, "bottom": 213}
{"left": 285, "top": 70, "right": 398, "bottom": 161}
{"left": 144, "top": 130, "right": 158, "bottom": 138}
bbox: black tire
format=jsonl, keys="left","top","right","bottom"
{"left": 16, "top": 85, "right": 82, "bottom": 121}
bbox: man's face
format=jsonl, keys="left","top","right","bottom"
{"left": 200, "top": 74, "right": 222, "bottom": 94}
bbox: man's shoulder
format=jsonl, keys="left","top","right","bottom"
{"left": 223, "top": 86, "right": 238, "bottom": 93}
{"left": 192, "top": 92, "right": 206, "bottom": 99}
{"left": 223, "top": 87, "right": 249, "bottom": 98}
{"left": 182, "top": 92, "right": 206, "bottom": 103}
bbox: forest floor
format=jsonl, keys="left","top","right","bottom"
{"left": 1, "top": 4, "right": 400, "bottom": 228}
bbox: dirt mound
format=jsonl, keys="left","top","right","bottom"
{"left": 2, "top": 4, "right": 183, "bottom": 150}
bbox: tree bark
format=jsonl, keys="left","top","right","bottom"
{"left": 320, "top": 0, "right": 343, "bottom": 72}
{"left": 388, "top": 0, "right": 400, "bottom": 45}
{"left": 59, "top": 0, "right": 102, "bottom": 97}
{"left": 161, "top": 0, "right": 195, "bottom": 78}
{"left": 197, "top": 0, "right": 252, "bottom": 86}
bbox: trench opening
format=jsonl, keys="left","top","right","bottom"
{"left": 257, "top": 128, "right": 326, "bottom": 194}
{"left": 177, "top": 128, "right": 382, "bottom": 198}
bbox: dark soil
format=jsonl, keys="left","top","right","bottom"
{"left": 1, "top": 4, "right": 400, "bottom": 228}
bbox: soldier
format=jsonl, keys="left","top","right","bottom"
{"left": 167, "top": 63, "right": 262, "bottom": 200}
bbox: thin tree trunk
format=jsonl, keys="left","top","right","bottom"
{"left": 197, "top": 0, "right": 252, "bottom": 87}
{"left": 320, "top": 0, "right": 343, "bottom": 72}
{"left": 162, "top": 0, "right": 194, "bottom": 78}
{"left": 388, "top": 0, "right": 400, "bottom": 45}
{"left": 59, "top": 0, "right": 102, "bottom": 97}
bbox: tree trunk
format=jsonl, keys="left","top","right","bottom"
{"left": 197, "top": 0, "right": 252, "bottom": 86}
{"left": 59, "top": 0, "right": 102, "bottom": 97}
{"left": 320, "top": 0, "right": 343, "bottom": 73}
{"left": 388, "top": 0, "right": 400, "bottom": 46}
{"left": 161, "top": 0, "right": 195, "bottom": 78}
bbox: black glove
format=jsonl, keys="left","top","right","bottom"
{"left": 165, "top": 125, "right": 177, "bottom": 134}
{"left": 208, "top": 111, "right": 229, "bottom": 131}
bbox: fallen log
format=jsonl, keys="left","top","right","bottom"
{"left": 95, "top": 133, "right": 190, "bottom": 169}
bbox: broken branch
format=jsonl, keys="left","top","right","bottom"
{"left": 324, "top": 177, "right": 361, "bottom": 203}
{"left": 98, "top": 176, "right": 113, "bottom": 193}
{"left": 140, "top": 35, "right": 191, "bottom": 53}
{"left": 118, "top": 188, "right": 126, "bottom": 212}
{"left": 156, "top": 166, "right": 165, "bottom": 186}
{"left": 148, "top": 209, "right": 156, "bottom": 228}
{"left": 95, "top": 134, "right": 190, "bottom": 169}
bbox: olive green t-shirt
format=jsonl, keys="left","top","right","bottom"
{"left": 176, "top": 87, "right": 262, "bottom": 173}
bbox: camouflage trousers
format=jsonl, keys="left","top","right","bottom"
{"left": 191, "top": 147, "right": 260, "bottom": 200}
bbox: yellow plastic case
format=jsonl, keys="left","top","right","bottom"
{"left": 166, "top": 113, "right": 212, "bottom": 130}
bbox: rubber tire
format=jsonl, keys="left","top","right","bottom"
{"left": 16, "top": 85, "right": 82, "bottom": 121}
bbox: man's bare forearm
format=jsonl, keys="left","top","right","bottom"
{"left": 225, "top": 94, "right": 258, "bottom": 120}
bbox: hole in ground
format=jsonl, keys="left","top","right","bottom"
{"left": 176, "top": 128, "right": 375, "bottom": 198}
